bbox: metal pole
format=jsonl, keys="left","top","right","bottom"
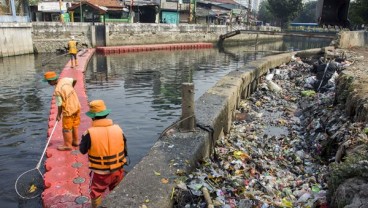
{"left": 10, "top": 0, "right": 16, "bottom": 22}
{"left": 80, "top": 0, "right": 83, "bottom": 22}
{"left": 177, "top": 0, "right": 179, "bottom": 25}
{"left": 59, "top": 0, "right": 63, "bottom": 23}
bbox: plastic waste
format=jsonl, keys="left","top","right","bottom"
{"left": 267, "top": 80, "right": 282, "bottom": 93}
{"left": 301, "top": 90, "right": 316, "bottom": 97}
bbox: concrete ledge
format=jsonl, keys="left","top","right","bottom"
{"left": 0, "top": 22, "right": 32, "bottom": 28}
{"left": 338, "top": 31, "right": 368, "bottom": 49}
{"left": 102, "top": 52, "right": 295, "bottom": 208}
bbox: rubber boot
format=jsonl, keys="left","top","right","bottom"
{"left": 91, "top": 196, "right": 102, "bottom": 208}
{"left": 72, "top": 126, "right": 79, "bottom": 147}
{"left": 57, "top": 130, "right": 73, "bottom": 151}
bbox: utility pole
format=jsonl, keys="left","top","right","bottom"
{"left": 247, "top": 0, "right": 251, "bottom": 25}
{"left": 80, "top": 0, "right": 83, "bottom": 22}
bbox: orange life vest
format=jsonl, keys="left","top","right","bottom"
{"left": 68, "top": 40, "right": 77, "bottom": 54}
{"left": 54, "top": 78, "right": 80, "bottom": 116}
{"left": 88, "top": 119, "right": 126, "bottom": 172}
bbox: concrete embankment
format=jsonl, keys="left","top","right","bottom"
{"left": 31, "top": 22, "right": 281, "bottom": 53}
{"left": 0, "top": 23, "right": 33, "bottom": 57}
{"left": 1, "top": 22, "right": 282, "bottom": 57}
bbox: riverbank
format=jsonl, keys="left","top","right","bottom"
{"left": 101, "top": 32, "right": 367, "bottom": 207}
{"left": 0, "top": 22, "right": 283, "bottom": 57}
{"left": 174, "top": 47, "right": 368, "bottom": 207}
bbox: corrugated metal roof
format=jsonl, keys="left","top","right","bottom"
{"left": 198, "top": 0, "right": 239, "bottom": 5}
{"left": 87, "top": 0, "right": 124, "bottom": 8}
{"left": 196, "top": 7, "right": 217, "bottom": 17}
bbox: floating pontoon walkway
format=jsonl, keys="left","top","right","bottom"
{"left": 96, "top": 42, "right": 213, "bottom": 55}
{"left": 42, "top": 49, "right": 94, "bottom": 208}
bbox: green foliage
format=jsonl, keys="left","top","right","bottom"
{"left": 293, "top": 1, "right": 318, "bottom": 23}
{"left": 257, "top": 1, "right": 273, "bottom": 24}
{"left": 267, "top": 0, "right": 303, "bottom": 28}
{"left": 349, "top": 0, "right": 368, "bottom": 26}
{"left": 29, "top": 0, "right": 41, "bottom": 6}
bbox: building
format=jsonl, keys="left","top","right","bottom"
{"left": 196, "top": 0, "right": 247, "bottom": 25}
{"left": 0, "top": 0, "right": 30, "bottom": 22}
{"left": 67, "top": 0, "right": 128, "bottom": 23}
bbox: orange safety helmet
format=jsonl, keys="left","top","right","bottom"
{"left": 43, "top": 71, "right": 59, "bottom": 82}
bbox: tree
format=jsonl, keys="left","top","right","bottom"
{"left": 348, "top": 0, "right": 368, "bottom": 27}
{"left": 257, "top": 0, "right": 274, "bottom": 25}
{"left": 267, "top": 0, "right": 303, "bottom": 28}
{"left": 293, "top": 1, "right": 318, "bottom": 23}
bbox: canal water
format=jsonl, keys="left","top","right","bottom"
{"left": 0, "top": 37, "right": 331, "bottom": 207}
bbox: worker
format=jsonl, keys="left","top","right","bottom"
{"left": 68, "top": 36, "right": 78, "bottom": 68}
{"left": 43, "top": 71, "right": 81, "bottom": 151}
{"left": 80, "top": 100, "right": 127, "bottom": 208}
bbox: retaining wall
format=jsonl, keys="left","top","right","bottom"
{"left": 32, "top": 22, "right": 92, "bottom": 53}
{"left": 31, "top": 22, "right": 281, "bottom": 53}
{"left": 0, "top": 23, "right": 33, "bottom": 57}
{"left": 338, "top": 31, "right": 368, "bottom": 49}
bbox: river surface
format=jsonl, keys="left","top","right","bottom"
{"left": 0, "top": 37, "right": 331, "bottom": 207}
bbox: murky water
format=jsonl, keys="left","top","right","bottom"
{"left": 0, "top": 37, "right": 331, "bottom": 207}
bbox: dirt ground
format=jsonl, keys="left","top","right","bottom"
{"left": 343, "top": 47, "right": 368, "bottom": 83}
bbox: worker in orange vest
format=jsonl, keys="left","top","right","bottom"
{"left": 80, "top": 100, "right": 127, "bottom": 208}
{"left": 68, "top": 36, "right": 78, "bottom": 68}
{"left": 44, "top": 71, "right": 81, "bottom": 151}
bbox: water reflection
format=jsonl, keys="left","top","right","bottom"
{"left": 0, "top": 37, "right": 330, "bottom": 208}
{"left": 84, "top": 37, "right": 330, "bottom": 170}
{"left": 0, "top": 53, "right": 69, "bottom": 208}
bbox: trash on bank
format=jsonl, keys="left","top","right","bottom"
{"left": 173, "top": 49, "right": 366, "bottom": 208}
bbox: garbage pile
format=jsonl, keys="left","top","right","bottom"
{"left": 173, "top": 51, "right": 367, "bottom": 208}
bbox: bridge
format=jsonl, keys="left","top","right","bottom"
{"left": 219, "top": 29, "right": 337, "bottom": 43}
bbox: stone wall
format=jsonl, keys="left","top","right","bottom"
{"left": 0, "top": 23, "right": 33, "bottom": 57}
{"left": 107, "top": 23, "right": 281, "bottom": 46}
{"left": 1, "top": 22, "right": 282, "bottom": 55}
{"left": 5, "top": 22, "right": 367, "bottom": 56}
{"left": 32, "top": 22, "right": 92, "bottom": 53}
{"left": 31, "top": 22, "right": 282, "bottom": 53}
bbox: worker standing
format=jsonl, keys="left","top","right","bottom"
{"left": 44, "top": 71, "right": 81, "bottom": 151}
{"left": 68, "top": 36, "right": 78, "bottom": 68}
{"left": 80, "top": 100, "right": 127, "bottom": 208}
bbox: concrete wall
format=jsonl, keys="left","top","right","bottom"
{"left": 30, "top": 22, "right": 281, "bottom": 53}
{"left": 1, "top": 22, "right": 282, "bottom": 55}
{"left": 0, "top": 23, "right": 33, "bottom": 57}
{"left": 338, "top": 31, "right": 368, "bottom": 48}
{"left": 107, "top": 23, "right": 281, "bottom": 46}
{"left": 3, "top": 22, "right": 367, "bottom": 56}
{"left": 32, "top": 22, "right": 92, "bottom": 53}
